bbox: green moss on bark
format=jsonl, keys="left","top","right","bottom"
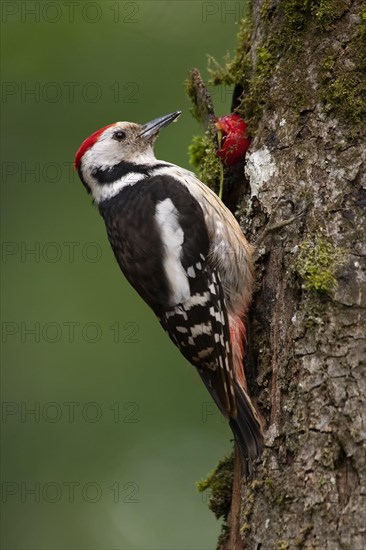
{"left": 196, "top": 454, "right": 234, "bottom": 520}
{"left": 184, "top": 77, "right": 203, "bottom": 123}
{"left": 205, "top": 0, "right": 366, "bottom": 134}
{"left": 320, "top": 31, "right": 366, "bottom": 127}
{"left": 281, "top": 0, "right": 349, "bottom": 31}
{"left": 196, "top": 454, "right": 234, "bottom": 548}
{"left": 294, "top": 233, "right": 346, "bottom": 293}
{"left": 188, "top": 132, "right": 221, "bottom": 193}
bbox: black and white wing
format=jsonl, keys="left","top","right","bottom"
{"left": 99, "top": 175, "right": 237, "bottom": 418}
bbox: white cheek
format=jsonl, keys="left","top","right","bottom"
{"left": 85, "top": 140, "right": 156, "bottom": 170}
{"left": 85, "top": 140, "right": 122, "bottom": 168}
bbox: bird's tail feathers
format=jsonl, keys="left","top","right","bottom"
{"left": 229, "top": 379, "right": 264, "bottom": 471}
{"left": 228, "top": 314, "right": 263, "bottom": 469}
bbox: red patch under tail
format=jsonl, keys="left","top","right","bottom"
{"left": 228, "top": 314, "right": 248, "bottom": 390}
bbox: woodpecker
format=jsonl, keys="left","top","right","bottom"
{"left": 74, "top": 111, "right": 263, "bottom": 465}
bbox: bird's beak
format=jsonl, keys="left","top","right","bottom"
{"left": 138, "top": 111, "right": 181, "bottom": 139}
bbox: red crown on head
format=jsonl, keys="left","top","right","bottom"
{"left": 74, "top": 124, "right": 115, "bottom": 170}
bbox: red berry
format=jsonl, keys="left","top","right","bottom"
{"left": 216, "top": 114, "right": 251, "bottom": 166}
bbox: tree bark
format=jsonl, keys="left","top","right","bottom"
{"left": 221, "top": 1, "right": 366, "bottom": 548}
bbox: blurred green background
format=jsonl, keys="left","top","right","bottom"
{"left": 1, "top": 1, "right": 247, "bottom": 548}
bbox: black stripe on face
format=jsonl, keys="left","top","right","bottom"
{"left": 92, "top": 161, "right": 169, "bottom": 184}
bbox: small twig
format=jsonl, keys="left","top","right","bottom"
{"left": 255, "top": 204, "right": 309, "bottom": 247}
{"left": 186, "top": 68, "right": 216, "bottom": 131}
{"left": 217, "top": 129, "right": 224, "bottom": 200}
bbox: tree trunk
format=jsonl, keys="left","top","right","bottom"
{"left": 220, "top": 1, "right": 365, "bottom": 548}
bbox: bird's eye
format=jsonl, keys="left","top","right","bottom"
{"left": 113, "top": 130, "right": 126, "bottom": 141}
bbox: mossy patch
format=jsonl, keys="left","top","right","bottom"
{"left": 294, "top": 233, "right": 346, "bottom": 293}
{"left": 184, "top": 76, "right": 203, "bottom": 123}
{"left": 281, "top": 0, "right": 348, "bottom": 32}
{"left": 188, "top": 132, "right": 222, "bottom": 193}
{"left": 196, "top": 455, "right": 234, "bottom": 547}
{"left": 202, "top": 0, "right": 366, "bottom": 135}
{"left": 196, "top": 453, "right": 234, "bottom": 520}
{"left": 320, "top": 43, "right": 366, "bottom": 127}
